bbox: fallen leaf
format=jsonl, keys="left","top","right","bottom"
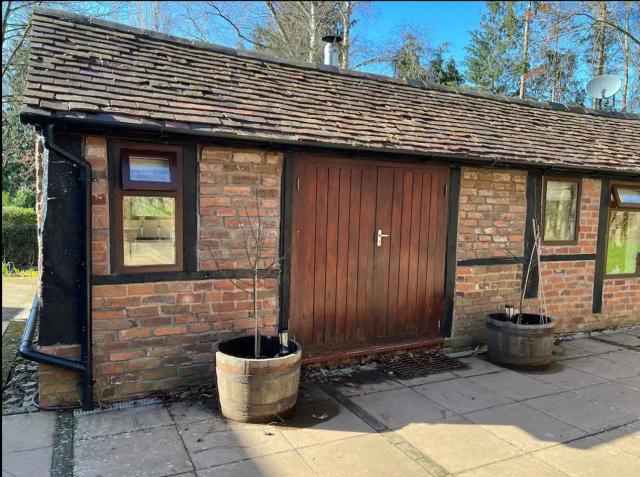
{"left": 312, "top": 413, "right": 329, "bottom": 420}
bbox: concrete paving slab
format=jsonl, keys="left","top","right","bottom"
{"left": 298, "top": 383, "right": 332, "bottom": 403}
{"left": 575, "top": 381, "right": 640, "bottom": 415}
{"left": 167, "top": 400, "right": 219, "bottom": 425}
{"left": 624, "top": 327, "right": 640, "bottom": 338}
{"left": 520, "top": 363, "right": 608, "bottom": 390}
{"left": 278, "top": 397, "right": 373, "bottom": 449}
{"left": 457, "top": 454, "right": 567, "bottom": 477}
{"left": 564, "top": 338, "right": 622, "bottom": 354}
{"left": 390, "top": 371, "right": 457, "bottom": 387}
{"left": 598, "top": 349, "right": 640, "bottom": 369}
{"left": 2, "top": 445, "right": 53, "bottom": 477}
{"left": 297, "top": 434, "right": 430, "bottom": 477}
{"left": 179, "top": 419, "right": 292, "bottom": 469}
{"left": 464, "top": 402, "right": 586, "bottom": 452}
{"left": 551, "top": 342, "right": 593, "bottom": 361}
{"left": 335, "top": 377, "right": 403, "bottom": 397}
{"left": 524, "top": 390, "right": 635, "bottom": 433}
{"left": 197, "top": 450, "right": 317, "bottom": 477}
{"left": 617, "top": 375, "right": 640, "bottom": 390}
{"left": 74, "top": 425, "right": 193, "bottom": 477}
{"left": 563, "top": 354, "right": 639, "bottom": 380}
{"left": 75, "top": 403, "right": 174, "bottom": 439}
{"left": 413, "top": 377, "right": 513, "bottom": 414}
{"left": 1, "top": 411, "right": 57, "bottom": 452}
{"left": 396, "top": 415, "right": 523, "bottom": 474}
{"left": 468, "top": 370, "right": 561, "bottom": 401}
{"left": 453, "top": 357, "right": 505, "bottom": 377}
{"left": 592, "top": 420, "right": 640, "bottom": 456}
{"left": 597, "top": 332, "right": 640, "bottom": 348}
{"left": 351, "top": 387, "right": 452, "bottom": 430}
{"left": 534, "top": 436, "right": 640, "bottom": 477}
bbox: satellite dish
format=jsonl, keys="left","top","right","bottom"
{"left": 585, "top": 74, "right": 622, "bottom": 99}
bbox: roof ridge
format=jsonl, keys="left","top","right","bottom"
{"left": 31, "top": 7, "right": 639, "bottom": 121}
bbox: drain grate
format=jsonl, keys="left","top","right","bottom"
{"left": 380, "top": 351, "right": 468, "bottom": 379}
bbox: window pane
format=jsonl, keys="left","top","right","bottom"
{"left": 123, "top": 196, "right": 175, "bottom": 266}
{"left": 606, "top": 211, "right": 640, "bottom": 275}
{"left": 129, "top": 157, "right": 171, "bottom": 183}
{"left": 617, "top": 187, "right": 640, "bottom": 206}
{"left": 544, "top": 181, "right": 578, "bottom": 242}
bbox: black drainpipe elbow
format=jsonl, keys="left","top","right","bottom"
{"left": 39, "top": 123, "right": 94, "bottom": 411}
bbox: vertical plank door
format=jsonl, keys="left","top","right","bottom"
{"left": 289, "top": 155, "right": 449, "bottom": 357}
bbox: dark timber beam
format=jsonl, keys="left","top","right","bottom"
{"left": 522, "top": 171, "right": 543, "bottom": 298}
{"left": 278, "top": 153, "right": 295, "bottom": 332}
{"left": 442, "top": 167, "right": 461, "bottom": 338}
{"left": 593, "top": 178, "right": 611, "bottom": 314}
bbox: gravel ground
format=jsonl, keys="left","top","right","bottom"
{"left": 2, "top": 356, "right": 39, "bottom": 413}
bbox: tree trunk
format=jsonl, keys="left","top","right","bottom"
{"left": 550, "top": 2, "right": 561, "bottom": 102}
{"left": 594, "top": 1, "right": 608, "bottom": 109}
{"left": 519, "top": 1, "right": 532, "bottom": 99}
{"left": 253, "top": 270, "right": 260, "bottom": 359}
{"left": 308, "top": 2, "right": 316, "bottom": 63}
{"left": 621, "top": 1, "right": 630, "bottom": 112}
{"left": 340, "top": 1, "right": 353, "bottom": 68}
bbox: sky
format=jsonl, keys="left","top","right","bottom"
{"left": 356, "top": 1, "right": 488, "bottom": 75}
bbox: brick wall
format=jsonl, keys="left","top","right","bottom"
{"left": 452, "top": 168, "right": 527, "bottom": 346}
{"left": 198, "top": 147, "right": 282, "bottom": 270}
{"left": 84, "top": 136, "right": 110, "bottom": 275}
{"left": 457, "top": 169, "right": 527, "bottom": 260}
{"left": 91, "top": 278, "right": 278, "bottom": 401}
{"left": 38, "top": 345, "right": 82, "bottom": 408}
{"left": 452, "top": 169, "right": 639, "bottom": 348}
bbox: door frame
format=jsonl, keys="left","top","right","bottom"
{"left": 280, "top": 152, "right": 459, "bottom": 360}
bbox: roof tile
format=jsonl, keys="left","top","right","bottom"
{"left": 22, "top": 7, "right": 640, "bottom": 174}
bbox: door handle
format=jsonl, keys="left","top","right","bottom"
{"left": 376, "top": 229, "right": 389, "bottom": 247}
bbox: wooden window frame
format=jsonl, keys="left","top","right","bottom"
{"left": 611, "top": 184, "right": 640, "bottom": 210}
{"left": 605, "top": 181, "right": 640, "bottom": 279}
{"left": 113, "top": 144, "right": 184, "bottom": 274}
{"left": 121, "top": 149, "right": 179, "bottom": 191}
{"left": 541, "top": 176, "right": 581, "bottom": 245}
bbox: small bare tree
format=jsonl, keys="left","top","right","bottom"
{"left": 518, "top": 218, "right": 548, "bottom": 323}
{"left": 208, "top": 193, "right": 285, "bottom": 359}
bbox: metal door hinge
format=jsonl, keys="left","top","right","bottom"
{"left": 296, "top": 177, "right": 300, "bottom": 191}
{"left": 437, "top": 320, "right": 441, "bottom": 330}
{"left": 444, "top": 184, "right": 449, "bottom": 197}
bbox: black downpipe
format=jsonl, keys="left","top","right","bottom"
{"left": 17, "top": 124, "right": 94, "bottom": 411}
{"left": 20, "top": 294, "right": 86, "bottom": 372}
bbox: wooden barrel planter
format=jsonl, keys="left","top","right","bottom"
{"left": 215, "top": 336, "right": 302, "bottom": 423}
{"left": 486, "top": 313, "right": 555, "bottom": 369}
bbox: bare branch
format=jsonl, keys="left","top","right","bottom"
{"left": 563, "top": 11, "right": 640, "bottom": 47}
{"left": 264, "top": 0, "right": 295, "bottom": 56}
{"left": 205, "top": 1, "right": 268, "bottom": 49}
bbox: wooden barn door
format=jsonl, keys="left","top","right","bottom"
{"left": 289, "top": 155, "right": 449, "bottom": 358}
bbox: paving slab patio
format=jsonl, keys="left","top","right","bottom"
{"left": 68, "top": 331, "right": 639, "bottom": 476}
{"left": 1, "top": 411, "right": 57, "bottom": 477}
{"left": 4, "top": 332, "right": 638, "bottom": 476}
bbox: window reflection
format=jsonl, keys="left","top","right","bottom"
{"left": 606, "top": 211, "right": 640, "bottom": 275}
{"left": 544, "top": 180, "right": 579, "bottom": 242}
{"left": 123, "top": 196, "right": 176, "bottom": 266}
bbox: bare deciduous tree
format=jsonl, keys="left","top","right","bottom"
{"left": 208, "top": 193, "right": 285, "bottom": 359}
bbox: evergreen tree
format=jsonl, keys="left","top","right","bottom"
{"left": 465, "top": 1, "right": 522, "bottom": 95}
{"left": 392, "top": 32, "right": 430, "bottom": 81}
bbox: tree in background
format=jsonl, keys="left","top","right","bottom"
{"left": 428, "top": 47, "right": 464, "bottom": 86}
{"left": 2, "top": 1, "right": 123, "bottom": 198}
{"left": 465, "top": 1, "right": 522, "bottom": 95}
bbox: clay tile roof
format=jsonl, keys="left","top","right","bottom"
{"left": 22, "top": 7, "right": 640, "bottom": 174}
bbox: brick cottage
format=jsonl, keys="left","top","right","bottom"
{"left": 20, "top": 8, "right": 639, "bottom": 409}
